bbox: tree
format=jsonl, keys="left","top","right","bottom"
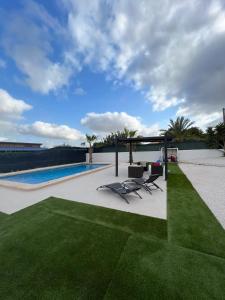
{"left": 126, "top": 129, "right": 138, "bottom": 164}
{"left": 206, "top": 127, "right": 216, "bottom": 148}
{"left": 186, "top": 127, "right": 204, "bottom": 139}
{"left": 85, "top": 134, "right": 97, "bottom": 163}
{"left": 94, "top": 128, "right": 138, "bottom": 163}
{"left": 205, "top": 123, "right": 225, "bottom": 154}
{"left": 215, "top": 123, "right": 225, "bottom": 154}
{"left": 116, "top": 128, "right": 138, "bottom": 164}
{"left": 162, "top": 116, "right": 194, "bottom": 141}
{"left": 95, "top": 128, "right": 139, "bottom": 147}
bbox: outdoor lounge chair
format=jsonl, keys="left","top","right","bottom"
{"left": 124, "top": 174, "right": 163, "bottom": 194}
{"left": 96, "top": 182, "right": 142, "bottom": 204}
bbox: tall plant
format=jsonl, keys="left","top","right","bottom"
{"left": 127, "top": 129, "right": 138, "bottom": 164}
{"left": 119, "top": 128, "right": 138, "bottom": 164}
{"left": 215, "top": 123, "right": 225, "bottom": 154}
{"left": 206, "top": 127, "right": 216, "bottom": 148}
{"left": 162, "top": 116, "right": 194, "bottom": 141}
{"left": 85, "top": 134, "right": 97, "bottom": 163}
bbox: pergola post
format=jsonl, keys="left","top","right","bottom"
{"left": 129, "top": 142, "right": 132, "bottom": 165}
{"left": 115, "top": 138, "right": 118, "bottom": 176}
{"left": 164, "top": 135, "right": 168, "bottom": 180}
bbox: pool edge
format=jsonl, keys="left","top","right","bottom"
{"left": 0, "top": 164, "right": 112, "bottom": 191}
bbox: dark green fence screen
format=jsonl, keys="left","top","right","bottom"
{"left": 0, "top": 147, "right": 87, "bottom": 173}
{"left": 93, "top": 141, "right": 210, "bottom": 153}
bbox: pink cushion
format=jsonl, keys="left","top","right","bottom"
{"left": 152, "top": 162, "right": 160, "bottom": 167}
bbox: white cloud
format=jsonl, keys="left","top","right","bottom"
{"left": 1, "top": 1, "right": 74, "bottom": 94}
{"left": 81, "top": 112, "right": 160, "bottom": 136}
{"left": 147, "top": 88, "right": 185, "bottom": 112}
{"left": 64, "top": 0, "right": 225, "bottom": 115}
{"left": 0, "top": 120, "right": 20, "bottom": 142}
{"left": 81, "top": 112, "right": 140, "bottom": 132}
{"left": 19, "top": 121, "right": 84, "bottom": 141}
{"left": 140, "top": 124, "right": 161, "bottom": 137}
{"left": 176, "top": 106, "right": 222, "bottom": 129}
{"left": 1, "top": 0, "right": 225, "bottom": 120}
{"left": 0, "top": 89, "right": 32, "bottom": 120}
{"left": 194, "top": 112, "right": 222, "bottom": 128}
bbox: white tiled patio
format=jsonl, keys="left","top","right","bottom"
{"left": 0, "top": 164, "right": 167, "bottom": 219}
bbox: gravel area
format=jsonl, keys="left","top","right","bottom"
{"left": 180, "top": 160, "right": 225, "bottom": 229}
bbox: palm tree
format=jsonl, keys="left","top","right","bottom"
{"left": 162, "top": 116, "right": 194, "bottom": 141}
{"left": 86, "top": 134, "right": 97, "bottom": 163}
{"left": 122, "top": 128, "right": 138, "bottom": 164}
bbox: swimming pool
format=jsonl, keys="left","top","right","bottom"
{"left": 0, "top": 164, "right": 108, "bottom": 185}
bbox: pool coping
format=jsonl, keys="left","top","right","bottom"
{"left": 0, "top": 162, "right": 92, "bottom": 177}
{"left": 0, "top": 163, "right": 112, "bottom": 191}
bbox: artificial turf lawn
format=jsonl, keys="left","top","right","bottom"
{"left": 40, "top": 197, "right": 167, "bottom": 240}
{"left": 0, "top": 197, "right": 166, "bottom": 299}
{"left": 104, "top": 236, "right": 225, "bottom": 300}
{"left": 0, "top": 212, "right": 8, "bottom": 225}
{"left": 168, "top": 163, "right": 225, "bottom": 258}
{"left": 0, "top": 164, "right": 225, "bottom": 299}
{"left": 0, "top": 206, "right": 129, "bottom": 299}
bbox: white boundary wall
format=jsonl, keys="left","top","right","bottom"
{"left": 178, "top": 149, "right": 222, "bottom": 162}
{"left": 86, "top": 149, "right": 222, "bottom": 164}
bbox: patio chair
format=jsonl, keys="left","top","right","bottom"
{"left": 96, "top": 182, "right": 142, "bottom": 204}
{"left": 151, "top": 163, "right": 163, "bottom": 176}
{"left": 124, "top": 174, "right": 163, "bottom": 194}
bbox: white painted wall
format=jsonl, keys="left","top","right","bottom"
{"left": 86, "top": 151, "right": 161, "bottom": 163}
{"left": 179, "top": 149, "right": 222, "bottom": 162}
{"left": 86, "top": 149, "right": 222, "bottom": 164}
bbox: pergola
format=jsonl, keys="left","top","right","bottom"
{"left": 115, "top": 136, "right": 172, "bottom": 180}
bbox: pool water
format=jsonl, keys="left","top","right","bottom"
{"left": 0, "top": 164, "right": 107, "bottom": 184}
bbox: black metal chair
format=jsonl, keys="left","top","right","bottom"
{"left": 97, "top": 182, "right": 142, "bottom": 204}
{"left": 124, "top": 174, "right": 163, "bottom": 194}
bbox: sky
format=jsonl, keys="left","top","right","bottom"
{"left": 0, "top": 0, "right": 224, "bottom": 147}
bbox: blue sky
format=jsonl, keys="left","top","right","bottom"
{"left": 0, "top": 0, "right": 224, "bottom": 146}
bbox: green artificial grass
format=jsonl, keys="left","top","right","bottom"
{"left": 0, "top": 212, "right": 8, "bottom": 226}
{"left": 0, "top": 211, "right": 7, "bottom": 219}
{"left": 1, "top": 166, "right": 225, "bottom": 299}
{"left": 0, "top": 197, "right": 166, "bottom": 299}
{"left": 40, "top": 197, "right": 167, "bottom": 240}
{"left": 0, "top": 207, "right": 129, "bottom": 299}
{"left": 105, "top": 236, "right": 225, "bottom": 300}
{"left": 167, "top": 164, "right": 225, "bottom": 258}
